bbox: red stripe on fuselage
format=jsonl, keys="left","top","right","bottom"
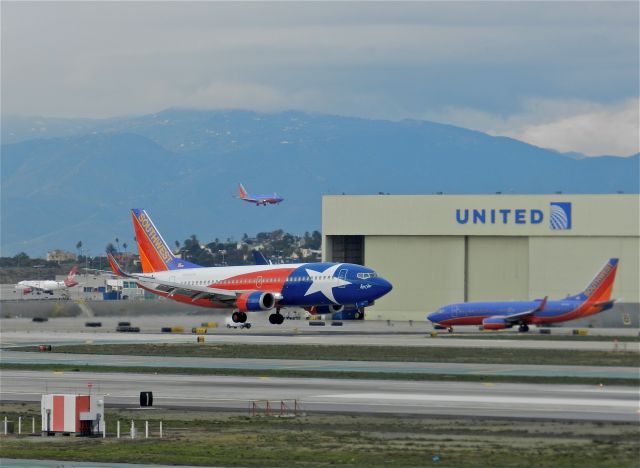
{"left": 205, "top": 269, "right": 296, "bottom": 293}
{"left": 136, "top": 268, "right": 296, "bottom": 308}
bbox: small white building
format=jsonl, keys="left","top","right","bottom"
{"left": 41, "top": 393, "right": 105, "bottom": 436}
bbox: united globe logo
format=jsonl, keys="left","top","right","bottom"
{"left": 549, "top": 202, "right": 572, "bottom": 230}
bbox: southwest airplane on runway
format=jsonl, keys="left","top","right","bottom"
{"left": 16, "top": 266, "right": 79, "bottom": 295}
{"left": 238, "top": 183, "right": 284, "bottom": 206}
{"left": 427, "top": 258, "right": 619, "bottom": 332}
{"left": 107, "top": 209, "right": 392, "bottom": 324}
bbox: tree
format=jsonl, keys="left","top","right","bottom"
{"left": 122, "top": 242, "right": 128, "bottom": 252}
{"left": 115, "top": 237, "right": 120, "bottom": 253}
{"left": 76, "top": 240, "right": 83, "bottom": 258}
{"left": 105, "top": 243, "right": 117, "bottom": 255}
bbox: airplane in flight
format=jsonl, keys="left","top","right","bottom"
{"left": 107, "top": 209, "right": 392, "bottom": 324}
{"left": 427, "top": 258, "right": 619, "bottom": 333}
{"left": 17, "top": 266, "right": 79, "bottom": 295}
{"left": 237, "top": 183, "right": 284, "bottom": 206}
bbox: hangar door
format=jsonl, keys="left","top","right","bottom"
{"left": 466, "top": 237, "right": 529, "bottom": 302}
{"left": 364, "top": 236, "right": 465, "bottom": 321}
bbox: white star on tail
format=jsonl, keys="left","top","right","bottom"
{"left": 304, "top": 264, "right": 350, "bottom": 304}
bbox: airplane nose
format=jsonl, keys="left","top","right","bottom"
{"left": 377, "top": 277, "right": 393, "bottom": 296}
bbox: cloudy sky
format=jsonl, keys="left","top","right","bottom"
{"left": 2, "top": 1, "right": 638, "bottom": 156}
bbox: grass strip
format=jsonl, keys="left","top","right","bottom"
{"left": 12, "top": 343, "right": 640, "bottom": 367}
{"left": 1, "top": 404, "right": 638, "bottom": 467}
{"left": 1, "top": 363, "right": 638, "bottom": 386}
{"left": 435, "top": 333, "right": 640, "bottom": 342}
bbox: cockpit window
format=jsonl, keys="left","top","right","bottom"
{"left": 356, "top": 272, "right": 377, "bottom": 279}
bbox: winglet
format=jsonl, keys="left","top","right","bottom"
{"left": 107, "top": 253, "right": 131, "bottom": 278}
{"left": 537, "top": 296, "right": 548, "bottom": 312}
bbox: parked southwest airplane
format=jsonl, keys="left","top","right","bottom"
{"left": 107, "top": 209, "right": 392, "bottom": 324}
{"left": 427, "top": 258, "right": 619, "bottom": 332}
{"left": 16, "top": 266, "right": 79, "bottom": 295}
{"left": 238, "top": 183, "right": 284, "bottom": 206}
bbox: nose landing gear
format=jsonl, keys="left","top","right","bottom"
{"left": 518, "top": 323, "right": 530, "bottom": 333}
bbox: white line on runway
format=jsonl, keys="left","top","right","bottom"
{"left": 315, "top": 393, "right": 639, "bottom": 408}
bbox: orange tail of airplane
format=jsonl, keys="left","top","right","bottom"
{"left": 130, "top": 209, "right": 201, "bottom": 273}
{"left": 238, "top": 183, "right": 248, "bottom": 200}
{"left": 579, "top": 258, "right": 619, "bottom": 304}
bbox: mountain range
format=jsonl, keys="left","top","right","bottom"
{"left": 2, "top": 108, "right": 638, "bottom": 257}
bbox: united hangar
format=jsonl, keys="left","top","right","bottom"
{"left": 322, "top": 195, "right": 639, "bottom": 324}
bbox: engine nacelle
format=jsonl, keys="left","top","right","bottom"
{"left": 307, "top": 304, "right": 344, "bottom": 315}
{"left": 332, "top": 307, "right": 364, "bottom": 320}
{"left": 482, "top": 316, "right": 510, "bottom": 330}
{"left": 236, "top": 291, "right": 276, "bottom": 312}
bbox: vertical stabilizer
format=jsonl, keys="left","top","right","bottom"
{"left": 130, "top": 209, "right": 201, "bottom": 273}
{"left": 64, "top": 266, "right": 79, "bottom": 287}
{"left": 568, "top": 258, "right": 619, "bottom": 303}
{"left": 239, "top": 183, "right": 248, "bottom": 199}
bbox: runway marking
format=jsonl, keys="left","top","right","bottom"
{"left": 315, "top": 393, "right": 639, "bottom": 408}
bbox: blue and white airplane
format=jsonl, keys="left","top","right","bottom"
{"left": 108, "top": 209, "right": 392, "bottom": 324}
{"left": 238, "top": 183, "right": 284, "bottom": 206}
{"left": 427, "top": 258, "right": 619, "bottom": 332}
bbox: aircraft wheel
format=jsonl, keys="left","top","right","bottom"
{"left": 447, "top": 327, "right": 453, "bottom": 333}
{"left": 269, "top": 314, "right": 278, "bottom": 325}
{"left": 519, "top": 324, "right": 530, "bottom": 333}
{"left": 238, "top": 312, "right": 247, "bottom": 323}
{"left": 277, "top": 314, "right": 284, "bottom": 325}
{"left": 232, "top": 312, "right": 241, "bottom": 323}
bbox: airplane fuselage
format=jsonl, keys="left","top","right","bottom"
{"left": 428, "top": 299, "right": 613, "bottom": 327}
{"left": 136, "top": 262, "right": 391, "bottom": 310}
{"left": 242, "top": 195, "right": 284, "bottom": 206}
{"left": 17, "top": 280, "right": 68, "bottom": 293}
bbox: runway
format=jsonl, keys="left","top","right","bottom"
{"left": 1, "top": 370, "right": 637, "bottom": 422}
{"left": 2, "top": 329, "right": 637, "bottom": 352}
{"left": 1, "top": 350, "right": 637, "bottom": 380}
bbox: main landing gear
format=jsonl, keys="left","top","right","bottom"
{"left": 232, "top": 311, "right": 247, "bottom": 323}
{"left": 518, "top": 323, "right": 530, "bottom": 333}
{"left": 269, "top": 309, "right": 284, "bottom": 325}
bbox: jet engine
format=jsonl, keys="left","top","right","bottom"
{"left": 236, "top": 291, "right": 276, "bottom": 312}
{"left": 307, "top": 304, "right": 344, "bottom": 315}
{"left": 482, "top": 316, "right": 510, "bottom": 330}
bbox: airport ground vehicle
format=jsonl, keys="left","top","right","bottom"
{"left": 225, "top": 317, "right": 252, "bottom": 329}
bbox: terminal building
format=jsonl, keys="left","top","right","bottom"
{"left": 322, "top": 195, "right": 639, "bottom": 325}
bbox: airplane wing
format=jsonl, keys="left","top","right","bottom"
{"left": 107, "top": 253, "right": 280, "bottom": 305}
{"left": 82, "top": 267, "right": 118, "bottom": 277}
{"left": 21, "top": 285, "right": 47, "bottom": 292}
{"left": 501, "top": 296, "right": 548, "bottom": 324}
{"left": 135, "top": 276, "right": 240, "bottom": 304}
